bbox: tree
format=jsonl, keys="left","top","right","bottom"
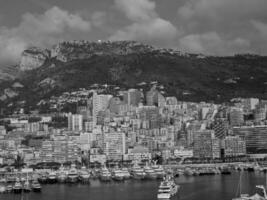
{"left": 14, "top": 154, "right": 25, "bottom": 169}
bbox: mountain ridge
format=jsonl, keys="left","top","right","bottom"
{"left": 1, "top": 40, "right": 267, "bottom": 112}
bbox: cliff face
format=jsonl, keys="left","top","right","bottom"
{"left": 19, "top": 47, "right": 50, "bottom": 71}
{"left": 50, "top": 40, "right": 156, "bottom": 62}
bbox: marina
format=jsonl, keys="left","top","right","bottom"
{"left": 0, "top": 171, "right": 266, "bottom": 200}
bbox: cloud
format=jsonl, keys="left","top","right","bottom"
{"left": 91, "top": 11, "right": 107, "bottom": 27}
{"left": 0, "top": 6, "right": 91, "bottom": 65}
{"left": 251, "top": 20, "right": 267, "bottom": 38}
{"left": 109, "top": 0, "right": 178, "bottom": 46}
{"left": 179, "top": 32, "right": 251, "bottom": 55}
{"left": 176, "top": 0, "right": 267, "bottom": 55}
{"left": 114, "top": 0, "right": 156, "bottom": 22}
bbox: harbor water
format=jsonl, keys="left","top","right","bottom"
{"left": 0, "top": 171, "right": 266, "bottom": 200}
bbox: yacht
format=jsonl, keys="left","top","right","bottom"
{"left": 99, "top": 166, "right": 112, "bottom": 182}
{"left": 57, "top": 165, "right": 67, "bottom": 183}
{"left": 13, "top": 179, "right": 23, "bottom": 194}
{"left": 38, "top": 172, "right": 48, "bottom": 184}
{"left": 121, "top": 168, "right": 131, "bottom": 179}
{"left": 151, "top": 162, "right": 165, "bottom": 179}
{"left": 0, "top": 184, "right": 6, "bottom": 193}
{"left": 6, "top": 184, "right": 13, "bottom": 193}
{"left": 232, "top": 185, "right": 267, "bottom": 200}
{"left": 67, "top": 164, "right": 79, "bottom": 183}
{"left": 112, "top": 169, "right": 125, "bottom": 181}
{"left": 157, "top": 176, "right": 180, "bottom": 199}
{"left": 232, "top": 171, "right": 267, "bottom": 200}
{"left": 79, "top": 166, "right": 90, "bottom": 183}
{"left": 184, "top": 167, "right": 194, "bottom": 176}
{"left": 144, "top": 164, "right": 157, "bottom": 180}
{"left": 48, "top": 171, "right": 57, "bottom": 184}
{"left": 32, "top": 180, "right": 42, "bottom": 192}
{"left": 23, "top": 179, "right": 31, "bottom": 193}
{"left": 131, "top": 163, "right": 146, "bottom": 180}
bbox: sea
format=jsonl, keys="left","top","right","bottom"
{"left": 1, "top": 171, "right": 266, "bottom": 200}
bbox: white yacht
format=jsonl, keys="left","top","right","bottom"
{"left": 57, "top": 164, "right": 67, "bottom": 183}
{"left": 99, "top": 166, "right": 112, "bottom": 182}
{"left": 151, "top": 161, "right": 165, "bottom": 179}
{"left": 112, "top": 169, "right": 125, "bottom": 181}
{"left": 67, "top": 164, "right": 79, "bottom": 183}
{"left": 232, "top": 185, "right": 267, "bottom": 200}
{"left": 157, "top": 176, "right": 179, "bottom": 199}
{"left": 32, "top": 180, "right": 42, "bottom": 192}
{"left": 121, "top": 168, "right": 131, "bottom": 179}
{"left": 23, "top": 179, "right": 31, "bottom": 193}
{"left": 79, "top": 166, "right": 90, "bottom": 183}
{"left": 13, "top": 179, "right": 23, "bottom": 194}
{"left": 48, "top": 171, "right": 57, "bottom": 183}
{"left": 144, "top": 163, "right": 157, "bottom": 180}
{"left": 232, "top": 171, "right": 267, "bottom": 200}
{"left": 0, "top": 184, "right": 6, "bottom": 193}
{"left": 131, "top": 163, "right": 146, "bottom": 180}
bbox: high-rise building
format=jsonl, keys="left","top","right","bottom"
{"left": 223, "top": 136, "right": 246, "bottom": 157}
{"left": 243, "top": 98, "right": 259, "bottom": 113}
{"left": 212, "top": 118, "right": 229, "bottom": 139}
{"left": 253, "top": 106, "right": 266, "bottom": 122}
{"left": 0, "top": 126, "right": 6, "bottom": 135}
{"left": 68, "top": 114, "right": 83, "bottom": 131}
{"left": 139, "top": 107, "right": 161, "bottom": 129}
{"left": 92, "top": 92, "right": 112, "bottom": 125}
{"left": 229, "top": 108, "right": 244, "bottom": 126}
{"left": 103, "top": 131, "right": 126, "bottom": 160}
{"left": 233, "top": 125, "right": 267, "bottom": 154}
{"left": 77, "top": 106, "right": 91, "bottom": 121}
{"left": 146, "top": 87, "right": 165, "bottom": 106}
{"left": 40, "top": 136, "right": 79, "bottom": 163}
{"left": 123, "top": 89, "right": 142, "bottom": 106}
{"left": 193, "top": 130, "right": 221, "bottom": 159}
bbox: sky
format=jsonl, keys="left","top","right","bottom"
{"left": 0, "top": 0, "right": 267, "bottom": 65}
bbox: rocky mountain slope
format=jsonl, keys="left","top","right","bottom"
{"left": 1, "top": 40, "right": 267, "bottom": 112}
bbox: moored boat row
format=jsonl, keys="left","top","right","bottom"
{"left": 0, "top": 178, "right": 41, "bottom": 194}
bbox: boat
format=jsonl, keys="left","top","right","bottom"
{"left": 157, "top": 176, "right": 180, "bottom": 199}
{"left": 131, "top": 162, "right": 146, "bottom": 180}
{"left": 121, "top": 168, "right": 131, "bottom": 179}
{"left": 232, "top": 185, "right": 267, "bottom": 200}
{"left": 0, "top": 177, "right": 6, "bottom": 183}
{"left": 184, "top": 167, "right": 194, "bottom": 176}
{"left": 112, "top": 169, "right": 125, "bottom": 181}
{"left": 23, "top": 179, "right": 31, "bottom": 193}
{"left": 38, "top": 173, "right": 48, "bottom": 184}
{"left": 232, "top": 171, "right": 267, "bottom": 200}
{"left": 67, "top": 164, "right": 79, "bottom": 183}
{"left": 221, "top": 167, "right": 232, "bottom": 175}
{"left": 151, "top": 161, "right": 165, "bottom": 179}
{"left": 57, "top": 165, "right": 67, "bottom": 183}
{"left": 6, "top": 184, "right": 13, "bottom": 193}
{"left": 144, "top": 163, "right": 157, "bottom": 180}
{"left": 79, "top": 166, "right": 90, "bottom": 183}
{"left": 0, "top": 184, "right": 6, "bottom": 193}
{"left": 48, "top": 171, "right": 57, "bottom": 184}
{"left": 13, "top": 179, "right": 22, "bottom": 194}
{"left": 99, "top": 166, "right": 112, "bottom": 182}
{"left": 32, "top": 180, "right": 42, "bottom": 192}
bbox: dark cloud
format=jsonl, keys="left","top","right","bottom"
{"left": 1, "top": 0, "right": 267, "bottom": 66}
{"left": 0, "top": 6, "right": 91, "bottom": 64}
{"left": 109, "top": 0, "right": 179, "bottom": 46}
{"left": 177, "top": 0, "right": 267, "bottom": 55}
